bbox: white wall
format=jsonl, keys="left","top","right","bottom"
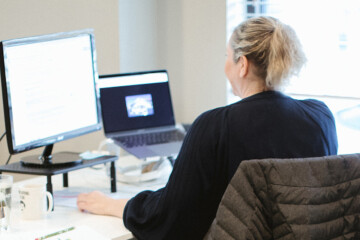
{"left": 119, "top": 0, "right": 227, "bottom": 122}
{"left": 119, "top": 0, "right": 159, "bottom": 72}
{"left": 0, "top": 0, "right": 120, "bottom": 175}
{"left": 181, "top": 1, "right": 227, "bottom": 121}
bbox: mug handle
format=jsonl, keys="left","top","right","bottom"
{"left": 46, "top": 191, "right": 54, "bottom": 213}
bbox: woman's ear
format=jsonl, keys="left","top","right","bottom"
{"left": 238, "top": 56, "right": 249, "bottom": 78}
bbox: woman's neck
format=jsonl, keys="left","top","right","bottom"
{"left": 239, "top": 78, "right": 269, "bottom": 98}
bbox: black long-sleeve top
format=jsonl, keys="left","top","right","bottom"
{"left": 123, "top": 91, "right": 338, "bottom": 240}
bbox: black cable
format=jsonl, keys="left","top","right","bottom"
{"left": 5, "top": 154, "right": 11, "bottom": 165}
{"left": 0, "top": 132, "right": 10, "bottom": 165}
{"left": 0, "top": 131, "right": 5, "bottom": 142}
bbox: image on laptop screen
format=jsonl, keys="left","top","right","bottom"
{"left": 125, "top": 93, "right": 155, "bottom": 118}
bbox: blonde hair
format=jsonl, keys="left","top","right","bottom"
{"left": 230, "top": 16, "right": 306, "bottom": 90}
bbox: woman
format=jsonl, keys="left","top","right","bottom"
{"left": 77, "top": 16, "right": 338, "bottom": 239}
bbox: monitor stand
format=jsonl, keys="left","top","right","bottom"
{"left": 20, "top": 144, "right": 82, "bottom": 168}
{"left": 0, "top": 154, "right": 118, "bottom": 201}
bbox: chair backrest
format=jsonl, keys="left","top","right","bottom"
{"left": 205, "top": 153, "right": 360, "bottom": 240}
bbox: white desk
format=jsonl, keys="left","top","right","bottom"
{"left": 1, "top": 159, "right": 171, "bottom": 240}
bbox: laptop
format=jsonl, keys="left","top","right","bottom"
{"left": 98, "top": 70, "right": 186, "bottom": 159}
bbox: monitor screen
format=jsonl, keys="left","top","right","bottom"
{"left": 0, "top": 29, "right": 101, "bottom": 166}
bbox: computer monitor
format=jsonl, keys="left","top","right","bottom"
{"left": 0, "top": 29, "right": 101, "bottom": 167}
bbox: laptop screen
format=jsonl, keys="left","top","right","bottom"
{"left": 99, "top": 70, "right": 176, "bottom": 134}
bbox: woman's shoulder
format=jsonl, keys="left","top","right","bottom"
{"left": 299, "top": 98, "right": 333, "bottom": 115}
{"left": 299, "top": 97, "right": 326, "bottom": 105}
{"left": 195, "top": 105, "right": 231, "bottom": 122}
{"left": 186, "top": 106, "right": 231, "bottom": 135}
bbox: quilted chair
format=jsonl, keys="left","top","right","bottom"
{"left": 205, "top": 154, "right": 360, "bottom": 240}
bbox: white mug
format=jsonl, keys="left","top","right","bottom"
{"left": 19, "top": 184, "right": 54, "bottom": 220}
{"left": 0, "top": 174, "right": 13, "bottom": 231}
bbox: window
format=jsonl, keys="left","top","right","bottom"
{"left": 227, "top": 0, "right": 360, "bottom": 154}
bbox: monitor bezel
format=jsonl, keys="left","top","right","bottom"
{"left": 0, "top": 29, "right": 102, "bottom": 155}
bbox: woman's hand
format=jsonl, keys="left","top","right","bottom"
{"left": 77, "top": 190, "right": 128, "bottom": 218}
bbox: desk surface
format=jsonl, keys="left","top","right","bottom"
{"left": 1, "top": 159, "right": 172, "bottom": 240}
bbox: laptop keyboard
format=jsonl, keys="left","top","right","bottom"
{"left": 114, "top": 130, "right": 185, "bottom": 148}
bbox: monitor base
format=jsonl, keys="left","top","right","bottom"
{"left": 20, "top": 152, "right": 82, "bottom": 168}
